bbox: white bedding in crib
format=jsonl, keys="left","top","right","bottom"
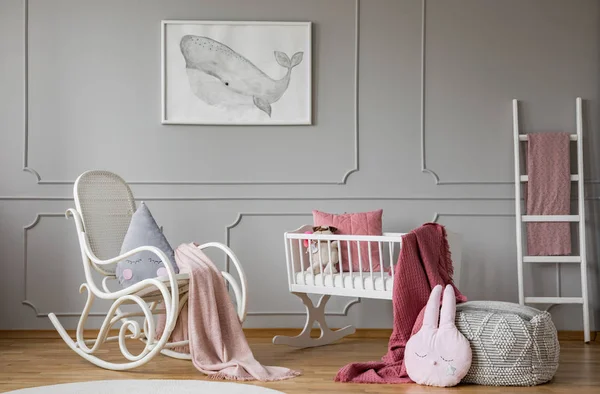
{"left": 295, "top": 271, "right": 393, "bottom": 292}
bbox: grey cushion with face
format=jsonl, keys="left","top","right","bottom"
{"left": 116, "top": 202, "right": 178, "bottom": 288}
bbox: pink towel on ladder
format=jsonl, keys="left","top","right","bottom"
{"left": 156, "top": 243, "right": 300, "bottom": 381}
{"left": 526, "top": 133, "right": 572, "bottom": 256}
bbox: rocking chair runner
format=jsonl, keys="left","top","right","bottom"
{"left": 49, "top": 170, "right": 248, "bottom": 370}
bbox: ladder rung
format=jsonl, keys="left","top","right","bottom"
{"left": 519, "top": 134, "right": 577, "bottom": 141}
{"left": 521, "top": 215, "right": 579, "bottom": 222}
{"left": 525, "top": 297, "right": 583, "bottom": 304}
{"left": 520, "top": 175, "right": 579, "bottom": 182}
{"left": 523, "top": 256, "right": 581, "bottom": 263}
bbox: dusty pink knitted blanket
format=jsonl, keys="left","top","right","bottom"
{"left": 526, "top": 133, "right": 572, "bottom": 255}
{"left": 157, "top": 243, "right": 300, "bottom": 381}
{"left": 334, "top": 223, "right": 466, "bottom": 384}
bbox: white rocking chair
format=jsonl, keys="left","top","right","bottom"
{"left": 49, "top": 170, "right": 248, "bottom": 370}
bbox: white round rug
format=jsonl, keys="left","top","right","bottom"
{"left": 5, "top": 380, "right": 286, "bottom": 394}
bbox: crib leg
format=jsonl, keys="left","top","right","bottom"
{"left": 272, "top": 292, "right": 355, "bottom": 348}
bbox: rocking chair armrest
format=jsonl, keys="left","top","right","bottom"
{"left": 196, "top": 242, "right": 248, "bottom": 323}
{"left": 88, "top": 244, "right": 173, "bottom": 268}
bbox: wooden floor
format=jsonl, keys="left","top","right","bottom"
{"left": 0, "top": 337, "right": 599, "bottom": 393}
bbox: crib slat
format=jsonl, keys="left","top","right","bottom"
{"left": 368, "top": 242, "right": 374, "bottom": 290}
{"left": 347, "top": 240, "right": 354, "bottom": 289}
{"left": 289, "top": 238, "right": 296, "bottom": 285}
{"left": 379, "top": 241, "right": 384, "bottom": 291}
{"left": 326, "top": 239, "right": 341, "bottom": 288}
{"left": 298, "top": 239, "right": 304, "bottom": 285}
{"left": 327, "top": 240, "right": 333, "bottom": 279}
{"left": 284, "top": 235, "right": 293, "bottom": 287}
{"left": 307, "top": 238, "right": 315, "bottom": 285}
{"left": 389, "top": 242, "right": 395, "bottom": 280}
{"left": 338, "top": 240, "right": 344, "bottom": 289}
{"left": 357, "top": 241, "right": 364, "bottom": 289}
{"left": 318, "top": 240, "right": 324, "bottom": 286}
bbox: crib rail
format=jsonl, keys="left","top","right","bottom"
{"left": 284, "top": 225, "right": 405, "bottom": 300}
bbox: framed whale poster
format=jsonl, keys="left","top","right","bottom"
{"left": 161, "top": 20, "right": 312, "bottom": 125}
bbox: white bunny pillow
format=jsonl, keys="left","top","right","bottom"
{"left": 405, "top": 284, "right": 472, "bottom": 387}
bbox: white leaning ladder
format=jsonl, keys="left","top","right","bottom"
{"left": 512, "top": 97, "right": 590, "bottom": 343}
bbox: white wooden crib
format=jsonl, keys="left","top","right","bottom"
{"left": 273, "top": 225, "right": 462, "bottom": 348}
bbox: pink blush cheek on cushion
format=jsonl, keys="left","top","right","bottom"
{"left": 122, "top": 269, "right": 133, "bottom": 281}
{"left": 156, "top": 267, "right": 168, "bottom": 277}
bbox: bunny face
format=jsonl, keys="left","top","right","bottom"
{"left": 405, "top": 285, "right": 472, "bottom": 387}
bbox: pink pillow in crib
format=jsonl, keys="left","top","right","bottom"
{"left": 312, "top": 209, "right": 383, "bottom": 272}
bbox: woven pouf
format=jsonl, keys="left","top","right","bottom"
{"left": 455, "top": 301, "right": 559, "bottom": 386}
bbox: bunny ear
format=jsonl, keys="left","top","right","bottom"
{"left": 439, "top": 285, "right": 457, "bottom": 328}
{"left": 423, "top": 285, "right": 443, "bottom": 328}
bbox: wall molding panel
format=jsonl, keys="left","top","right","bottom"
{"left": 21, "top": 0, "right": 360, "bottom": 186}
{"left": 419, "top": 0, "right": 531, "bottom": 186}
{"left": 420, "top": 0, "right": 597, "bottom": 186}
{"left": 21, "top": 213, "right": 106, "bottom": 318}
{"left": 417, "top": 0, "right": 526, "bottom": 186}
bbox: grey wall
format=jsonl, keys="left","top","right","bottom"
{"left": 1, "top": 0, "right": 599, "bottom": 331}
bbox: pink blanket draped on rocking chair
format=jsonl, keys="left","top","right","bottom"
{"left": 157, "top": 243, "right": 299, "bottom": 381}
{"left": 335, "top": 223, "right": 466, "bottom": 384}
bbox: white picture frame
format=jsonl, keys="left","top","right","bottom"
{"left": 161, "top": 20, "right": 312, "bottom": 125}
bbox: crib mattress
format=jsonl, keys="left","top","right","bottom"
{"left": 295, "top": 271, "right": 393, "bottom": 292}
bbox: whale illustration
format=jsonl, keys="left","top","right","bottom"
{"left": 180, "top": 35, "right": 304, "bottom": 117}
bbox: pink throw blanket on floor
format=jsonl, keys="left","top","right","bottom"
{"left": 335, "top": 223, "right": 466, "bottom": 384}
{"left": 157, "top": 243, "right": 300, "bottom": 381}
{"left": 526, "top": 133, "right": 572, "bottom": 256}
